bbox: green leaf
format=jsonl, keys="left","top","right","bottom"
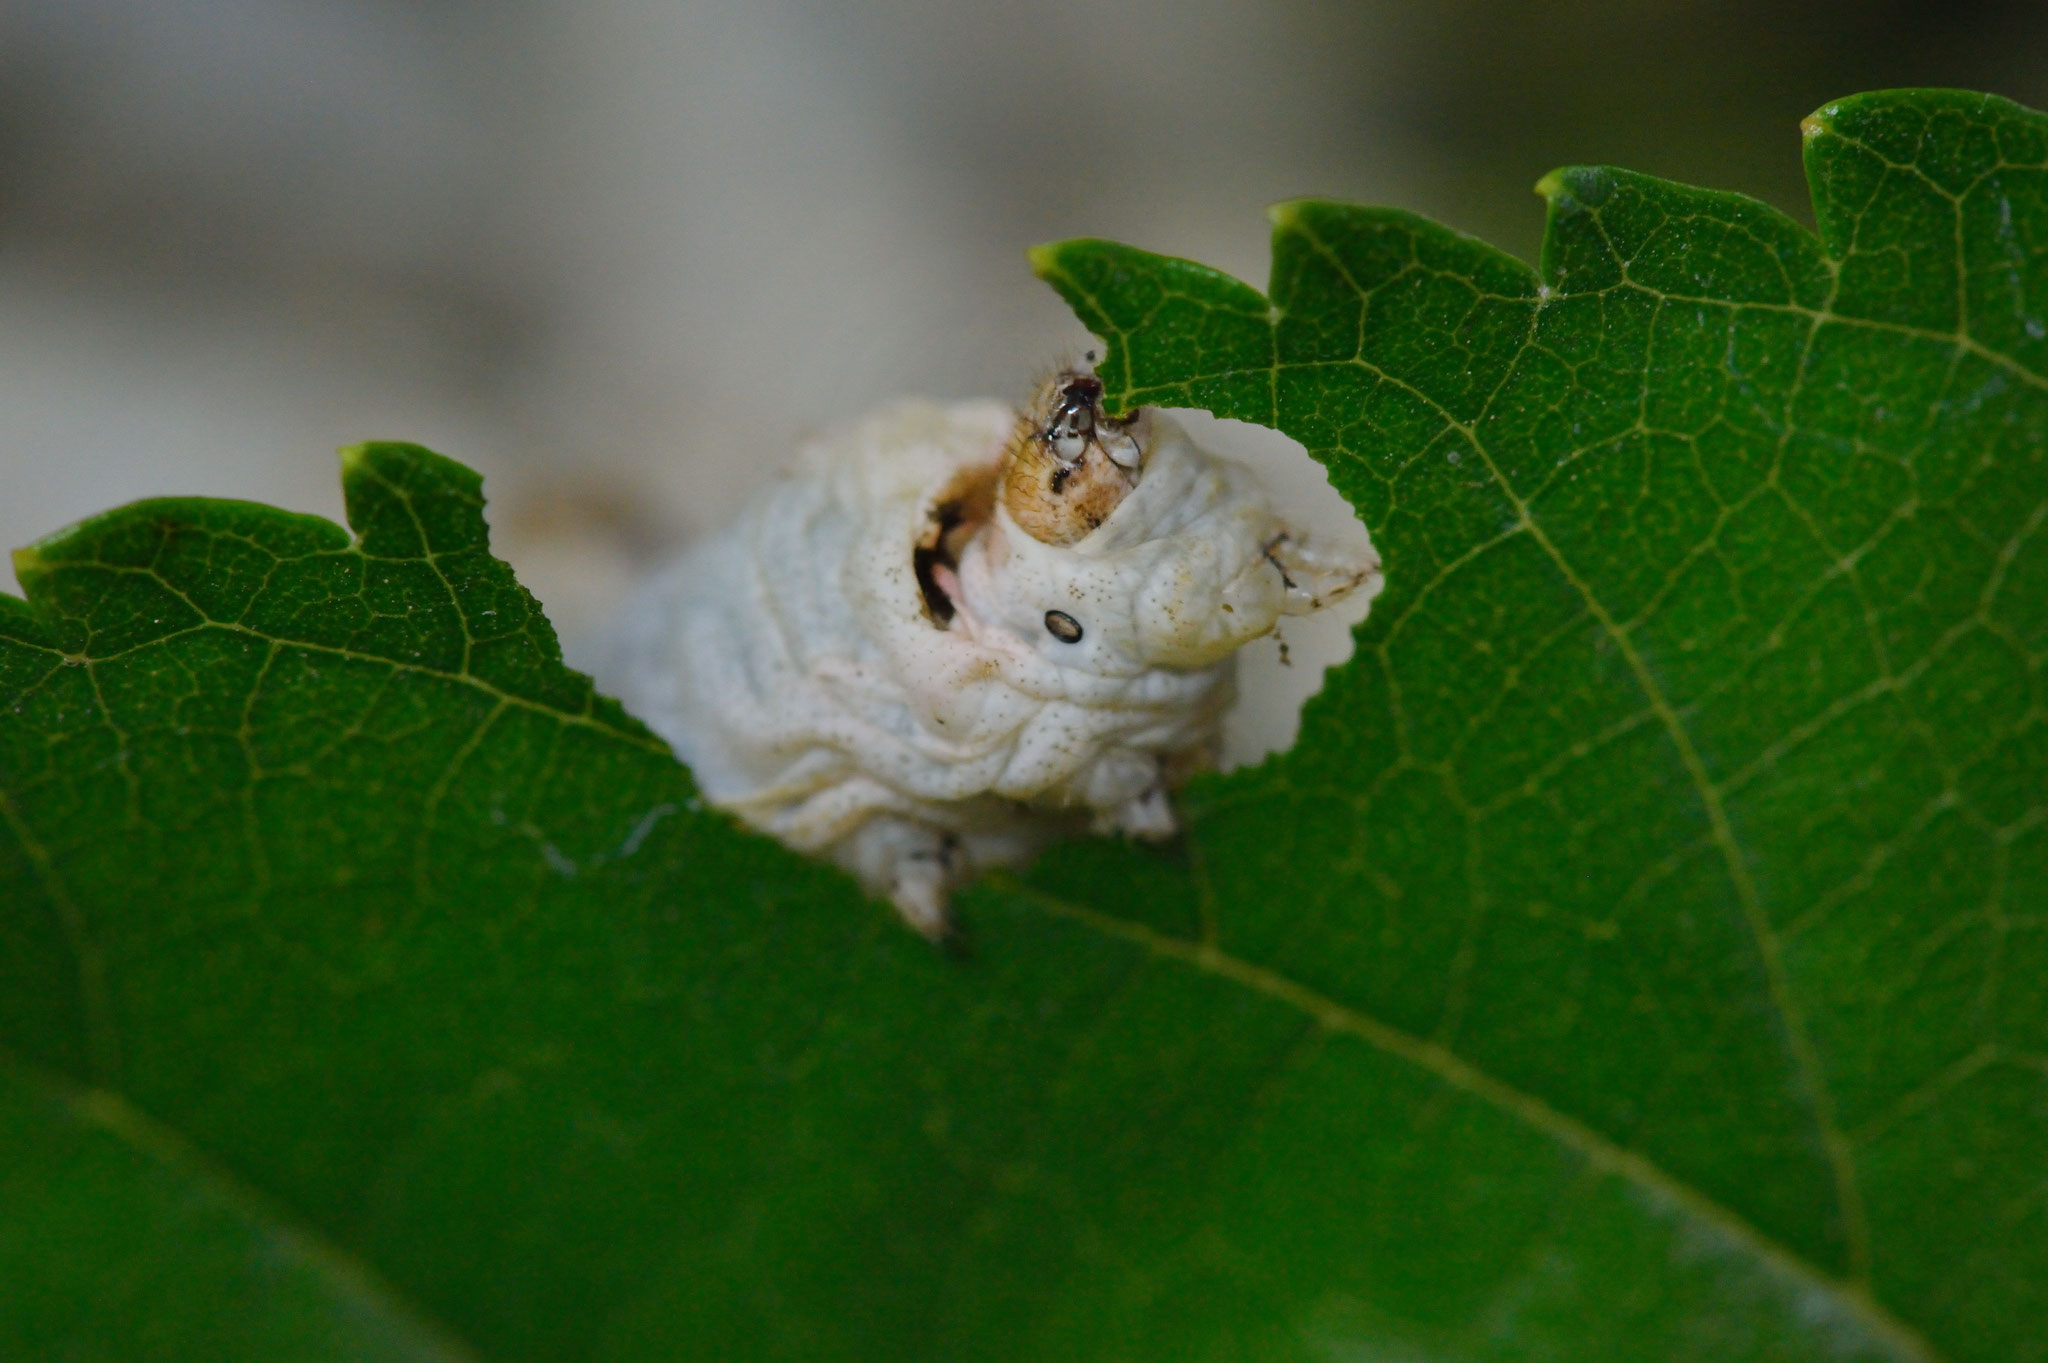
{"left": 2, "top": 88, "right": 2042, "bottom": 1361}
{"left": 1032, "top": 87, "right": 2048, "bottom": 1358}
{"left": 0, "top": 1055, "right": 469, "bottom": 1362}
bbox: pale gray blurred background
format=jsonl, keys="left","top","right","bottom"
{"left": 5, "top": 0, "right": 2043, "bottom": 760}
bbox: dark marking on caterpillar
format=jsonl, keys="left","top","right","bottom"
{"left": 914, "top": 497, "right": 971, "bottom": 626}
{"left": 1262, "top": 533, "right": 1300, "bottom": 593}
{"left": 1044, "top": 610, "right": 1084, "bottom": 643}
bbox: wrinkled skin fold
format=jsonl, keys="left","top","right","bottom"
{"left": 606, "top": 379, "right": 1380, "bottom": 938}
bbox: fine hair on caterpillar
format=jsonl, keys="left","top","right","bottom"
{"left": 604, "top": 362, "right": 1382, "bottom": 941}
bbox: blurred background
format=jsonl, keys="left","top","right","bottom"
{"left": 4, "top": 0, "right": 2044, "bottom": 760}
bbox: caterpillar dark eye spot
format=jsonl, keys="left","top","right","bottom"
{"left": 1044, "top": 610, "right": 1083, "bottom": 643}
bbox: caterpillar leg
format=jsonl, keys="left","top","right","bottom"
{"left": 1095, "top": 783, "right": 1176, "bottom": 841}
{"left": 834, "top": 816, "right": 966, "bottom": 943}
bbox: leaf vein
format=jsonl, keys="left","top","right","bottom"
{"left": 1003, "top": 879, "right": 1945, "bottom": 1363}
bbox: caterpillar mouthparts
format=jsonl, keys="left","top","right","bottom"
{"left": 604, "top": 366, "right": 1382, "bottom": 942}
{"left": 1000, "top": 369, "right": 1150, "bottom": 547}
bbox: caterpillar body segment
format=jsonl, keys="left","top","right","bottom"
{"left": 607, "top": 371, "right": 1381, "bottom": 940}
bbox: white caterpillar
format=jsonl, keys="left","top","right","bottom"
{"left": 607, "top": 371, "right": 1381, "bottom": 940}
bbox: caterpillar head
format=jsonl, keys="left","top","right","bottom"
{"left": 967, "top": 405, "right": 1381, "bottom": 674}
{"left": 999, "top": 369, "right": 1152, "bottom": 546}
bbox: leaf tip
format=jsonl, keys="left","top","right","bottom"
{"left": 1266, "top": 200, "right": 1306, "bottom": 231}
{"left": 9, "top": 544, "right": 43, "bottom": 583}
{"left": 1536, "top": 166, "right": 1616, "bottom": 214}
{"left": 1026, "top": 242, "right": 1064, "bottom": 281}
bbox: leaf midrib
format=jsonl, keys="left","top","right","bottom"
{"left": 0, "top": 1047, "right": 481, "bottom": 1363}
{"left": 997, "top": 877, "right": 1945, "bottom": 1363}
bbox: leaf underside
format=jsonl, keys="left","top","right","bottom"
{"left": 3, "top": 89, "right": 2044, "bottom": 1362}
